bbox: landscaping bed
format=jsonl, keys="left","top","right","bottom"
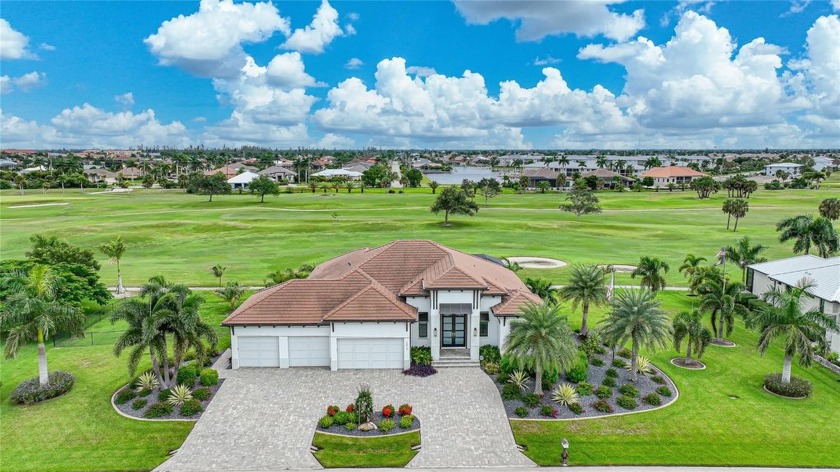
{"left": 317, "top": 402, "right": 419, "bottom": 436}
{"left": 492, "top": 347, "right": 678, "bottom": 420}
{"left": 112, "top": 365, "right": 223, "bottom": 421}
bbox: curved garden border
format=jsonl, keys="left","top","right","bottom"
{"left": 710, "top": 339, "right": 737, "bottom": 348}
{"left": 315, "top": 426, "right": 421, "bottom": 438}
{"left": 670, "top": 358, "right": 707, "bottom": 370}
{"left": 110, "top": 387, "right": 197, "bottom": 422}
{"left": 762, "top": 385, "right": 808, "bottom": 401}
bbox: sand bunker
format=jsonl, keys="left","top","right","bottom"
{"left": 506, "top": 256, "right": 567, "bottom": 269}
{"left": 8, "top": 202, "right": 69, "bottom": 209}
{"left": 604, "top": 264, "right": 637, "bottom": 273}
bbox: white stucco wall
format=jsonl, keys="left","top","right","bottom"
{"left": 406, "top": 296, "right": 431, "bottom": 348}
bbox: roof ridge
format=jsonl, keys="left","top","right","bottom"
{"left": 222, "top": 280, "right": 292, "bottom": 324}
{"left": 322, "top": 281, "right": 416, "bottom": 321}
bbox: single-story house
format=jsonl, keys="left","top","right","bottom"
{"left": 206, "top": 164, "right": 256, "bottom": 179}
{"left": 522, "top": 168, "right": 562, "bottom": 188}
{"left": 641, "top": 166, "right": 706, "bottom": 186}
{"left": 0, "top": 158, "right": 18, "bottom": 169}
{"left": 312, "top": 168, "right": 363, "bottom": 180}
{"left": 580, "top": 169, "right": 635, "bottom": 188}
{"left": 118, "top": 167, "right": 143, "bottom": 179}
{"left": 222, "top": 240, "right": 542, "bottom": 370}
{"left": 227, "top": 171, "right": 259, "bottom": 189}
{"left": 85, "top": 168, "right": 117, "bottom": 184}
{"left": 259, "top": 165, "right": 297, "bottom": 183}
{"left": 747, "top": 255, "right": 840, "bottom": 354}
{"left": 764, "top": 162, "right": 803, "bottom": 177}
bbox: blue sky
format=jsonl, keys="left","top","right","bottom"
{"left": 1, "top": 0, "right": 839, "bottom": 149}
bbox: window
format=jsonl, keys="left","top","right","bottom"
{"left": 820, "top": 299, "right": 826, "bottom": 313}
{"left": 745, "top": 268, "right": 755, "bottom": 292}
{"left": 418, "top": 312, "right": 428, "bottom": 338}
{"left": 480, "top": 312, "right": 489, "bottom": 337}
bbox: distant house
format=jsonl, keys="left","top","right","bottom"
{"left": 580, "top": 169, "right": 635, "bottom": 188}
{"left": 522, "top": 168, "right": 561, "bottom": 188}
{"left": 118, "top": 167, "right": 143, "bottom": 179}
{"left": 764, "top": 162, "right": 803, "bottom": 177}
{"left": 813, "top": 157, "right": 837, "bottom": 173}
{"left": 0, "top": 158, "right": 18, "bottom": 169}
{"left": 205, "top": 166, "right": 241, "bottom": 179}
{"left": 748, "top": 255, "right": 840, "bottom": 355}
{"left": 227, "top": 171, "right": 260, "bottom": 190}
{"left": 259, "top": 166, "right": 297, "bottom": 183}
{"left": 312, "top": 169, "right": 363, "bottom": 180}
{"left": 641, "top": 166, "right": 706, "bottom": 186}
{"left": 85, "top": 168, "right": 117, "bottom": 184}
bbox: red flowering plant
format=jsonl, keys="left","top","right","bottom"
{"left": 327, "top": 405, "right": 340, "bottom": 416}
{"left": 345, "top": 404, "right": 355, "bottom": 413}
{"left": 398, "top": 404, "right": 413, "bottom": 416}
{"left": 382, "top": 404, "right": 395, "bottom": 418}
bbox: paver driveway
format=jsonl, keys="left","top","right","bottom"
{"left": 156, "top": 367, "right": 534, "bottom": 471}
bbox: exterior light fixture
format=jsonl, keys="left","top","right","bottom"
{"left": 561, "top": 438, "right": 569, "bottom": 466}
{"left": 433, "top": 327, "right": 437, "bottom": 337}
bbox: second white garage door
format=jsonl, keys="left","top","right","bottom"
{"left": 288, "top": 336, "right": 330, "bottom": 367}
{"left": 337, "top": 338, "right": 404, "bottom": 369}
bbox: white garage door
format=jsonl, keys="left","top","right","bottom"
{"left": 288, "top": 336, "right": 330, "bottom": 367}
{"left": 337, "top": 338, "right": 404, "bottom": 369}
{"left": 238, "top": 336, "right": 280, "bottom": 367}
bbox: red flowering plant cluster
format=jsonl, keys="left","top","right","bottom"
{"left": 327, "top": 405, "right": 340, "bottom": 416}
{"left": 345, "top": 404, "right": 355, "bottom": 413}
{"left": 381, "top": 404, "right": 395, "bottom": 418}
{"left": 398, "top": 404, "right": 412, "bottom": 416}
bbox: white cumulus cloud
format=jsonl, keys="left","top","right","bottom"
{"left": 406, "top": 66, "right": 437, "bottom": 77}
{"left": 115, "top": 92, "right": 135, "bottom": 107}
{"left": 282, "top": 0, "right": 343, "bottom": 54}
{"left": 1, "top": 71, "right": 46, "bottom": 94}
{"left": 0, "top": 19, "right": 35, "bottom": 59}
{"left": 345, "top": 57, "right": 364, "bottom": 69}
{"left": 453, "top": 0, "right": 645, "bottom": 42}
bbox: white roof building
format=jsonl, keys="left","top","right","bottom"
{"left": 312, "top": 169, "right": 363, "bottom": 178}
{"left": 227, "top": 171, "right": 260, "bottom": 188}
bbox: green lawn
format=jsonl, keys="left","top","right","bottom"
{"left": 312, "top": 431, "right": 421, "bottom": 468}
{"left": 0, "top": 295, "right": 232, "bottom": 472}
{"left": 514, "top": 291, "right": 840, "bottom": 468}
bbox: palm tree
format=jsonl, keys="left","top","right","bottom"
{"left": 155, "top": 289, "right": 218, "bottom": 385}
{"left": 558, "top": 264, "right": 607, "bottom": 337}
{"left": 502, "top": 258, "right": 522, "bottom": 273}
{"left": 678, "top": 254, "right": 706, "bottom": 294}
{"left": 525, "top": 278, "right": 557, "bottom": 302}
{"left": 599, "top": 289, "right": 672, "bottom": 381}
{"left": 110, "top": 291, "right": 166, "bottom": 384}
{"left": 752, "top": 282, "right": 839, "bottom": 384}
{"left": 0, "top": 265, "right": 84, "bottom": 386}
{"left": 99, "top": 236, "right": 127, "bottom": 294}
{"left": 731, "top": 199, "right": 749, "bottom": 231}
{"left": 726, "top": 236, "right": 768, "bottom": 283}
{"left": 429, "top": 181, "right": 439, "bottom": 194}
{"left": 536, "top": 181, "right": 550, "bottom": 193}
{"left": 211, "top": 264, "right": 226, "bottom": 288}
{"left": 631, "top": 256, "right": 670, "bottom": 292}
{"left": 700, "top": 277, "right": 748, "bottom": 342}
{"left": 216, "top": 281, "right": 245, "bottom": 311}
{"left": 673, "top": 309, "right": 712, "bottom": 365}
{"left": 776, "top": 215, "right": 840, "bottom": 257}
{"left": 819, "top": 198, "right": 840, "bottom": 220}
{"left": 505, "top": 302, "right": 579, "bottom": 395}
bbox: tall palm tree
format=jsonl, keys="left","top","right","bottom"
{"left": 678, "top": 254, "right": 706, "bottom": 294}
{"left": 631, "top": 256, "right": 670, "bottom": 292}
{"left": 673, "top": 309, "right": 712, "bottom": 365}
{"left": 558, "top": 264, "right": 607, "bottom": 337}
{"left": 211, "top": 264, "right": 226, "bottom": 288}
{"left": 700, "top": 277, "right": 748, "bottom": 341}
{"left": 0, "top": 265, "right": 84, "bottom": 386}
{"left": 505, "top": 302, "right": 579, "bottom": 395}
{"left": 599, "top": 289, "right": 672, "bottom": 381}
{"left": 776, "top": 214, "right": 840, "bottom": 257}
{"left": 110, "top": 292, "right": 166, "bottom": 384}
{"left": 726, "top": 236, "right": 768, "bottom": 283}
{"left": 216, "top": 281, "right": 246, "bottom": 311}
{"left": 752, "top": 282, "right": 839, "bottom": 384}
{"left": 99, "top": 236, "right": 127, "bottom": 294}
{"left": 155, "top": 289, "right": 218, "bottom": 385}
{"left": 525, "top": 278, "right": 558, "bottom": 302}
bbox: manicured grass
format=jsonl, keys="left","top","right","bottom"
{"left": 312, "top": 431, "right": 421, "bottom": 468}
{"left": 0, "top": 295, "right": 231, "bottom": 472}
{"left": 514, "top": 291, "right": 840, "bottom": 468}
{"left": 2, "top": 183, "right": 838, "bottom": 287}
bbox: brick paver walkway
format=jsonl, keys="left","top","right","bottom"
{"left": 155, "top": 367, "right": 533, "bottom": 471}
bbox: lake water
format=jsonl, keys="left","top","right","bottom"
{"left": 424, "top": 166, "right": 506, "bottom": 185}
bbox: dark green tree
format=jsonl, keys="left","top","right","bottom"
{"left": 430, "top": 187, "right": 479, "bottom": 226}
{"left": 248, "top": 175, "right": 279, "bottom": 203}
{"left": 560, "top": 187, "right": 602, "bottom": 219}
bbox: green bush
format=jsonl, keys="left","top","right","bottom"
{"left": 192, "top": 387, "right": 211, "bottom": 401}
{"left": 180, "top": 399, "right": 203, "bottom": 417}
{"left": 565, "top": 354, "right": 588, "bottom": 383}
{"left": 136, "top": 388, "right": 152, "bottom": 398}
{"left": 590, "top": 399, "right": 614, "bottom": 413}
{"left": 399, "top": 415, "right": 414, "bottom": 429}
{"left": 764, "top": 373, "right": 812, "bottom": 398}
{"left": 158, "top": 388, "right": 172, "bottom": 402}
{"left": 502, "top": 383, "right": 522, "bottom": 401}
{"left": 496, "top": 372, "right": 510, "bottom": 384}
{"left": 605, "top": 368, "right": 618, "bottom": 378}
{"left": 656, "top": 386, "right": 673, "bottom": 397}
{"left": 344, "top": 422, "right": 357, "bottom": 431}
{"left": 540, "top": 404, "right": 557, "bottom": 417}
{"left": 616, "top": 395, "right": 638, "bottom": 410}
{"left": 479, "top": 345, "right": 501, "bottom": 363}
{"left": 651, "top": 375, "right": 666, "bottom": 385}
{"left": 500, "top": 354, "right": 520, "bottom": 375}
{"left": 581, "top": 334, "right": 606, "bottom": 356}
{"left": 542, "top": 368, "right": 559, "bottom": 385}
{"left": 643, "top": 393, "right": 662, "bottom": 406}
{"left": 355, "top": 385, "right": 374, "bottom": 423}
{"left": 590, "top": 357, "right": 605, "bottom": 367}
{"left": 176, "top": 365, "right": 196, "bottom": 387}
{"left": 200, "top": 369, "right": 219, "bottom": 387}
{"left": 576, "top": 382, "right": 593, "bottom": 396}
{"left": 410, "top": 346, "right": 432, "bottom": 366}
{"left": 612, "top": 358, "right": 627, "bottom": 368}
{"left": 144, "top": 402, "right": 173, "bottom": 418}
{"left": 514, "top": 406, "right": 529, "bottom": 418}
{"left": 568, "top": 402, "right": 584, "bottom": 415}
{"left": 318, "top": 415, "right": 334, "bottom": 429}
{"left": 602, "top": 377, "right": 617, "bottom": 388}
{"left": 132, "top": 398, "right": 148, "bottom": 410}
{"left": 522, "top": 393, "right": 541, "bottom": 408}
{"left": 618, "top": 384, "right": 639, "bottom": 398}
{"left": 617, "top": 348, "right": 632, "bottom": 359}
{"left": 378, "top": 419, "right": 396, "bottom": 433}
{"left": 595, "top": 386, "right": 612, "bottom": 399}
{"left": 114, "top": 388, "right": 137, "bottom": 405}
{"left": 333, "top": 411, "right": 353, "bottom": 426}
{"left": 482, "top": 362, "right": 500, "bottom": 374}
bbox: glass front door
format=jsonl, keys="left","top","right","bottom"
{"left": 441, "top": 314, "right": 466, "bottom": 347}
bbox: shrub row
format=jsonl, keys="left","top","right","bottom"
{"left": 10, "top": 372, "right": 75, "bottom": 405}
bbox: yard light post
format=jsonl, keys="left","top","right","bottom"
{"left": 561, "top": 438, "right": 569, "bottom": 466}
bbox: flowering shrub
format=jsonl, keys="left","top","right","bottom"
{"left": 327, "top": 405, "right": 340, "bottom": 416}
{"left": 345, "top": 404, "right": 355, "bottom": 413}
{"left": 10, "top": 371, "right": 75, "bottom": 405}
{"left": 568, "top": 402, "right": 584, "bottom": 415}
{"left": 398, "top": 404, "right": 413, "bottom": 416}
{"left": 382, "top": 404, "right": 395, "bottom": 418}
{"left": 540, "top": 404, "right": 558, "bottom": 417}
{"left": 764, "top": 373, "right": 812, "bottom": 398}
{"left": 591, "top": 399, "right": 614, "bottom": 413}
{"left": 402, "top": 365, "right": 437, "bottom": 377}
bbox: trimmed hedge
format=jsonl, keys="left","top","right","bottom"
{"left": 200, "top": 369, "right": 219, "bottom": 387}
{"left": 180, "top": 399, "right": 203, "bottom": 417}
{"left": 764, "top": 373, "right": 812, "bottom": 398}
{"left": 10, "top": 371, "right": 75, "bottom": 405}
{"left": 144, "top": 402, "right": 173, "bottom": 418}
{"left": 176, "top": 365, "right": 197, "bottom": 386}
{"left": 192, "top": 387, "right": 210, "bottom": 401}
{"left": 114, "top": 387, "right": 137, "bottom": 405}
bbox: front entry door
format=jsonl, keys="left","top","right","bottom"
{"left": 441, "top": 314, "right": 466, "bottom": 347}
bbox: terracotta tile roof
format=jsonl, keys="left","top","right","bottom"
{"left": 492, "top": 290, "right": 543, "bottom": 316}
{"left": 641, "top": 166, "right": 706, "bottom": 178}
{"left": 224, "top": 240, "right": 540, "bottom": 325}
